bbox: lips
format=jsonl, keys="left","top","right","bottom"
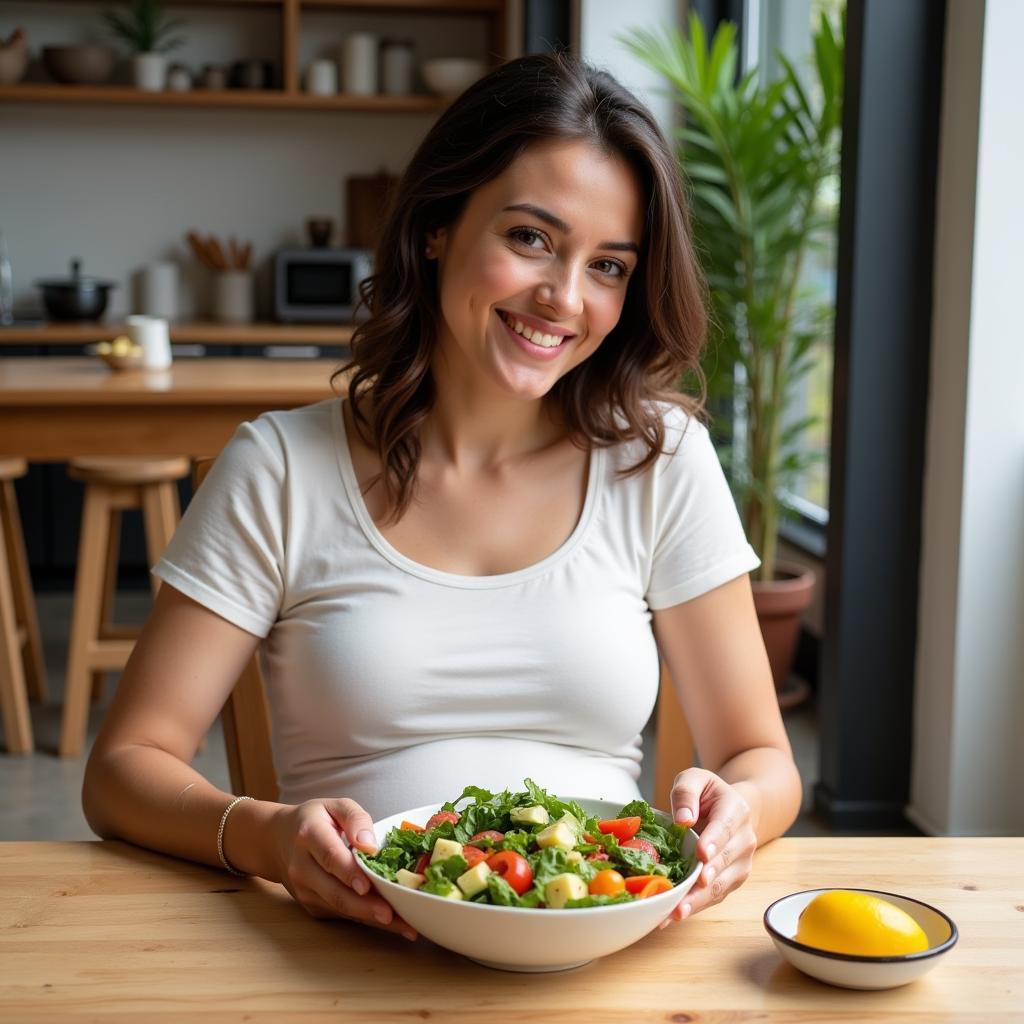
{"left": 496, "top": 309, "right": 574, "bottom": 349}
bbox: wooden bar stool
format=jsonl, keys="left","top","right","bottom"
{"left": 60, "top": 457, "right": 189, "bottom": 757}
{"left": 0, "top": 458, "right": 48, "bottom": 755}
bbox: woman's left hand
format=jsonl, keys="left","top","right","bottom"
{"left": 659, "top": 767, "right": 757, "bottom": 927}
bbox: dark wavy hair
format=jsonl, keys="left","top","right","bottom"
{"left": 337, "top": 51, "right": 708, "bottom": 521}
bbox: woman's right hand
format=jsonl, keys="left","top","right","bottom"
{"left": 269, "top": 798, "right": 417, "bottom": 941}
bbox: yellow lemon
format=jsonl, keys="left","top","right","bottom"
{"left": 795, "top": 890, "right": 929, "bottom": 957}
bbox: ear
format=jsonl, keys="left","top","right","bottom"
{"left": 424, "top": 226, "right": 447, "bottom": 260}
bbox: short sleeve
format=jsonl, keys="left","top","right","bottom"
{"left": 645, "top": 414, "right": 760, "bottom": 609}
{"left": 153, "top": 419, "right": 286, "bottom": 637}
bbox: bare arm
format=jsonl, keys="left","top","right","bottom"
{"left": 652, "top": 573, "right": 802, "bottom": 920}
{"left": 82, "top": 584, "right": 415, "bottom": 940}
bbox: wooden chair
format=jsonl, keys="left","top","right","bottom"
{"left": 193, "top": 459, "right": 695, "bottom": 809}
{"left": 61, "top": 456, "right": 190, "bottom": 757}
{"left": 0, "top": 458, "right": 48, "bottom": 755}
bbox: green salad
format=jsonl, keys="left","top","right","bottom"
{"left": 356, "top": 779, "right": 695, "bottom": 909}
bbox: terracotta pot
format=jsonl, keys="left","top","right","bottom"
{"left": 751, "top": 560, "right": 816, "bottom": 709}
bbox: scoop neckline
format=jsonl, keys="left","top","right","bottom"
{"left": 332, "top": 398, "right": 603, "bottom": 589}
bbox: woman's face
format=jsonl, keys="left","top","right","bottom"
{"left": 426, "top": 138, "right": 644, "bottom": 404}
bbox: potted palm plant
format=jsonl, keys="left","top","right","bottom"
{"left": 103, "top": 0, "right": 186, "bottom": 92}
{"left": 623, "top": 12, "right": 844, "bottom": 703}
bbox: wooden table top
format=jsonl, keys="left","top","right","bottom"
{"left": 0, "top": 322, "right": 355, "bottom": 346}
{"left": 1, "top": 838, "right": 1020, "bottom": 1021}
{"left": 0, "top": 357, "right": 343, "bottom": 406}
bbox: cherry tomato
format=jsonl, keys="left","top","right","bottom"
{"left": 624, "top": 874, "right": 663, "bottom": 894}
{"left": 399, "top": 820, "right": 425, "bottom": 833}
{"left": 414, "top": 852, "right": 431, "bottom": 875}
{"left": 467, "top": 830, "right": 505, "bottom": 848}
{"left": 621, "top": 837, "right": 660, "bottom": 863}
{"left": 597, "top": 817, "right": 642, "bottom": 843}
{"left": 486, "top": 850, "right": 533, "bottom": 896}
{"left": 588, "top": 869, "right": 626, "bottom": 897}
{"left": 587, "top": 851, "right": 611, "bottom": 862}
{"left": 425, "top": 811, "right": 460, "bottom": 830}
{"left": 637, "top": 876, "right": 674, "bottom": 899}
{"left": 462, "top": 846, "right": 488, "bottom": 870}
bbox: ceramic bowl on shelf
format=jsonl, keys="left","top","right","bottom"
{"left": 763, "top": 888, "right": 958, "bottom": 990}
{"left": 421, "top": 58, "right": 486, "bottom": 98}
{"left": 356, "top": 797, "right": 701, "bottom": 973}
{"left": 42, "top": 45, "right": 115, "bottom": 85}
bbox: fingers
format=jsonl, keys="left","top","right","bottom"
{"left": 296, "top": 860, "right": 418, "bottom": 941}
{"left": 669, "top": 767, "right": 713, "bottom": 828}
{"left": 682, "top": 855, "right": 752, "bottom": 917}
{"left": 326, "top": 797, "right": 379, "bottom": 854}
{"left": 694, "top": 790, "right": 750, "bottom": 868}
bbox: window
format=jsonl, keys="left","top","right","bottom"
{"left": 745, "top": 0, "right": 843, "bottom": 524}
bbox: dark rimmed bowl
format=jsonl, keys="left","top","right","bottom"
{"left": 763, "top": 887, "right": 958, "bottom": 989}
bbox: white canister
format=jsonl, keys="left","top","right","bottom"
{"left": 139, "top": 261, "right": 179, "bottom": 319}
{"left": 341, "top": 33, "right": 378, "bottom": 95}
{"left": 381, "top": 39, "right": 414, "bottom": 95}
{"left": 212, "top": 270, "right": 254, "bottom": 323}
{"left": 133, "top": 52, "right": 168, "bottom": 92}
{"left": 305, "top": 58, "right": 337, "bottom": 95}
{"left": 126, "top": 314, "right": 172, "bottom": 370}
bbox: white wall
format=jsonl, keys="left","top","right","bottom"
{"left": 1, "top": 3, "right": 488, "bottom": 320}
{"left": 909, "top": 0, "right": 1024, "bottom": 836}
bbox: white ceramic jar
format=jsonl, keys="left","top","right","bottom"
{"left": 340, "top": 33, "right": 378, "bottom": 95}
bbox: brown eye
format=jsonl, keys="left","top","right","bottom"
{"left": 508, "top": 227, "right": 547, "bottom": 249}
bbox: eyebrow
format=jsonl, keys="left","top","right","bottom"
{"left": 502, "top": 203, "right": 640, "bottom": 254}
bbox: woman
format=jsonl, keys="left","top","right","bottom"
{"left": 83, "top": 52, "right": 801, "bottom": 943}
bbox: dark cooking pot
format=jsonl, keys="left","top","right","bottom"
{"left": 35, "top": 258, "right": 117, "bottom": 321}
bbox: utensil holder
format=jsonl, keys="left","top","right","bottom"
{"left": 212, "top": 271, "right": 254, "bottom": 323}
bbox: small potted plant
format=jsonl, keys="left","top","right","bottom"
{"left": 624, "top": 12, "right": 844, "bottom": 703}
{"left": 102, "top": 0, "right": 186, "bottom": 92}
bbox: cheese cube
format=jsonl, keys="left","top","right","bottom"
{"left": 456, "top": 861, "right": 493, "bottom": 898}
{"left": 430, "top": 837, "right": 464, "bottom": 864}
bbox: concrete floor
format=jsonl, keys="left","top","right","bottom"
{"left": 1, "top": 590, "right": 836, "bottom": 840}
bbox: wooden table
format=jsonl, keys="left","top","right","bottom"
{"left": 1, "top": 838, "right": 1020, "bottom": 1020}
{"left": 0, "top": 322, "right": 355, "bottom": 348}
{"left": 0, "top": 357, "right": 342, "bottom": 460}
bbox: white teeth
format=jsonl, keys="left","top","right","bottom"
{"left": 501, "top": 312, "right": 563, "bottom": 348}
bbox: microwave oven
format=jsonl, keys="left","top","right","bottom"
{"left": 273, "top": 247, "right": 373, "bottom": 323}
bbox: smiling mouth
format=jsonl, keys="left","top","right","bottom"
{"left": 497, "top": 309, "right": 572, "bottom": 349}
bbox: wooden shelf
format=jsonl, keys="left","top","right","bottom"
{"left": 0, "top": 321, "right": 355, "bottom": 346}
{"left": 0, "top": 83, "right": 447, "bottom": 113}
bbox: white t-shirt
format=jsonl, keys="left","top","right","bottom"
{"left": 154, "top": 398, "right": 759, "bottom": 819}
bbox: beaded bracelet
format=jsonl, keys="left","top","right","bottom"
{"left": 216, "top": 795, "right": 254, "bottom": 877}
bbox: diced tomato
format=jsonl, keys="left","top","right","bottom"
{"left": 425, "top": 811, "right": 460, "bottom": 830}
{"left": 587, "top": 851, "right": 611, "bottom": 862}
{"left": 621, "top": 837, "right": 660, "bottom": 863}
{"left": 624, "top": 874, "right": 663, "bottom": 894}
{"left": 637, "top": 876, "right": 674, "bottom": 899}
{"left": 467, "top": 830, "right": 505, "bottom": 848}
{"left": 597, "top": 816, "right": 642, "bottom": 843}
{"left": 486, "top": 850, "right": 533, "bottom": 896}
{"left": 414, "top": 852, "right": 431, "bottom": 875}
{"left": 588, "top": 869, "right": 626, "bottom": 897}
{"left": 399, "top": 820, "right": 425, "bottom": 833}
{"left": 462, "top": 846, "right": 488, "bottom": 870}
{"left": 583, "top": 833, "right": 596, "bottom": 843}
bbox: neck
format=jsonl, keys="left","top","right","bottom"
{"left": 424, "top": 355, "right": 565, "bottom": 472}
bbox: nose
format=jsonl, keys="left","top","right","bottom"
{"left": 535, "top": 262, "right": 584, "bottom": 320}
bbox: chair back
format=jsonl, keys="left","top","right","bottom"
{"left": 193, "top": 459, "right": 692, "bottom": 809}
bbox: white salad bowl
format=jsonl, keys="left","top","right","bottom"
{"left": 763, "top": 888, "right": 958, "bottom": 990}
{"left": 357, "top": 797, "right": 701, "bottom": 972}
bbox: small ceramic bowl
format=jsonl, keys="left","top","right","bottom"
{"left": 764, "top": 887, "right": 958, "bottom": 990}
{"left": 42, "top": 45, "right": 115, "bottom": 85}
{"left": 421, "top": 58, "right": 486, "bottom": 98}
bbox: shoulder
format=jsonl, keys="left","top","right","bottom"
{"left": 231, "top": 398, "right": 339, "bottom": 469}
{"left": 605, "top": 400, "right": 714, "bottom": 477}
